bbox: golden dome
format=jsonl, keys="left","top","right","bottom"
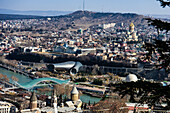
{"left": 130, "top": 22, "right": 134, "bottom": 27}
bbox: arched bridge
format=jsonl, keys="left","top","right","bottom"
{"left": 15, "top": 77, "right": 70, "bottom": 89}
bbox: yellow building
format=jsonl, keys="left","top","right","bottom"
{"left": 129, "top": 22, "right": 135, "bottom": 33}
{"left": 127, "top": 22, "right": 138, "bottom": 41}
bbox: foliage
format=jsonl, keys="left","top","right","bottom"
{"left": 11, "top": 76, "right": 18, "bottom": 82}
{"left": 54, "top": 84, "right": 65, "bottom": 96}
{"left": 157, "top": 0, "right": 170, "bottom": 7}
{"left": 144, "top": 1, "right": 170, "bottom": 71}
{"left": 75, "top": 77, "right": 87, "bottom": 82}
{"left": 90, "top": 97, "right": 128, "bottom": 113}
{"left": 0, "top": 74, "right": 9, "bottom": 82}
{"left": 146, "top": 18, "right": 170, "bottom": 34}
{"left": 113, "top": 81, "right": 170, "bottom": 110}
{"left": 91, "top": 64, "right": 100, "bottom": 75}
{"left": 64, "top": 84, "right": 72, "bottom": 99}
{"left": 92, "top": 79, "right": 103, "bottom": 85}
{"left": 143, "top": 39, "right": 170, "bottom": 71}
{"left": 6, "top": 52, "right": 137, "bottom": 68}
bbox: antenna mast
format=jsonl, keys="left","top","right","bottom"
{"left": 83, "top": 0, "right": 85, "bottom": 11}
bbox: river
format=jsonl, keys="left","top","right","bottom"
{"left": 0, "top": 67, "right": 32, "bottom": 84}
{"left": 0, "top": 67, "right": 101, "bottom": 103}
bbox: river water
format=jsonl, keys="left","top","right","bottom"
{"left": 0, "top": 67, "right": 101, "bottom": 103}
{"left": 0, "top": 67, "right": 32, "bottom": 84}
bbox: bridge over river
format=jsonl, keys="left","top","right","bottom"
{"left": 15, "top": 77, "right": 70, "bottom": 89}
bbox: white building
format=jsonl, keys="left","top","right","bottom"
{"left": 126, "top": 74, "right": 138, "bottom": 82}
{"left": 24, "top": 47, "right": 40, "bottom": 53}
{"left": 101, "top": 23, "right": 116, "bottom": 29}
{"left": 0, "top": 101, "right": 17, "bottom": 113}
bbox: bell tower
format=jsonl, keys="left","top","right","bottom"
{"left": 30, "top": 91, "right": 37, "bottom": 110}
{"left": 71, "top": 86, "right": 79, "bottom": 102}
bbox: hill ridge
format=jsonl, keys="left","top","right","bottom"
{"left": 0, "top": 10, "right": 148, "bottom": 29}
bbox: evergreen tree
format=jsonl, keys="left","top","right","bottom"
{"left": 59, "top": 94, "right": 63, "bottom": 104}
{"left": 84, "top": 103, "right": 87, "bottom": 109}
{"left": 144, "top": 0, "right": 170, "bottom": 72}
{"left": 63, "top": 96, "right": 67, "bottom": 103}
{"left": 157, "top": 0, "right": 170, "bottom": 7}
{"left": 81, "top": 103, "right": 84, "bottom": 109}
{"left": 93, "top": 102, "right": 96, "bottom": 106}
{"left": 113, "top": 80, "right": 170, "bottom": 110}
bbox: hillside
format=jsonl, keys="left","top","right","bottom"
{"left": 54, "top": 10, "right": 147, "bottom": 29}
{"left": 0, "top": 10, "right": 148, "bottom": 28}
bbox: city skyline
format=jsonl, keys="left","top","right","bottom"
{"left": 0, "top": 0, "right": 170, "bottom": 15}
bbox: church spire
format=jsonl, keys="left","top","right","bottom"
{"left": 52, "top": 89, "right": 58, "bottom": 113}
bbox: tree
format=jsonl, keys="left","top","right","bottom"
{"left": 11, "top": 76, "right": 18, "bottom": 82}
{"left": 81, "top": 103, "right": 84, "bottom": 109}
{"left": 64, "top": 84, "right": 72, "bottom": 99}
{"left": 93, "top": 101, "right": 96, "bottom": 106}
{"left": 91, "top": 64, "right": 100, "bottom": 75}
{"left": 92, "top": 79, "right": 103, "bottom": 85}
{"left": 157, "top": 0, "right": 170, "bottom": 7}
{"left": 90, "top": 96, "right": 128, "bottom": 113}
{"left": 88, "top": 100, "right": 91, "bottom": 106}
{"left": 3, "top": 75, "right": 9, "bottom": 82}
{"left": 75, "top": 77, "right": 87, "bottom": 82}
{"left": 84, "top": 103, "right": 87, "bottom": 109}
{"left": 54, "top": 84, "right": 65, "bottom": 96}
{"left": 37, "top": 87, "right": 52, "bottom": 95}
{"left": 11, "top": 76, "right": 19, "bottom": 86}
{"left": 114, "top": 1, "right": 170, "bottom": 109}
{"left": 0, "top": 74, "right": 4, "bottom": 79}
{"left": 144, "top": 0, "right": 170, "bottom": 72}
{"left": 113, "top": 81, "right": 170, "bottom": 111}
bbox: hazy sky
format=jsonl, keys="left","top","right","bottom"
{"left": 0, "top": 0, "right": 170, "bottom": 15}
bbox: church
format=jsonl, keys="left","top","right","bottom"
{"left": 126, "top": 22, "right": 138, "bottom": 42}
{"left": 21, "top": 85, "right": 82, "bottom": 113}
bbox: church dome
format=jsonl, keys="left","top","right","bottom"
{"left": 71, "top": 86, "right": 79, "bottom": 94}
{"left": 129, "top": 22, "right": 134, "bottom": 27}
{"left": 126, "top": 74, "right": 138, "bottom": 82}
{"left": 30, "top": 91, "right": 37, "bottom": 101}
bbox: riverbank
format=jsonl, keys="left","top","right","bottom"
{"left": 82, "top": 91, "right": 103, "bottom": 98}
{"left": 0, "top": 67, "right": 32, "bottom": 84}
{"left": 0, "top": 63, "right": 35, "bottom": 79}
{"left": 0, "top": 66, "right": 101, "bottom": 104}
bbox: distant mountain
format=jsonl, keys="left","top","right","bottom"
{"left": 0, "top": 10, "right": 148, "bottom": 29}
{"left": 149, "top": 14, "right": 170, "bottom": 20}
{"left": 0, "top": 9, "right": 72, "bottom": 16}
{"left": 0, "top": 14, "right": 43, "bottom": 20}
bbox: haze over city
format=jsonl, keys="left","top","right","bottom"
{"left": 0, "top": 0, "right": 170, "bottom": 15}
